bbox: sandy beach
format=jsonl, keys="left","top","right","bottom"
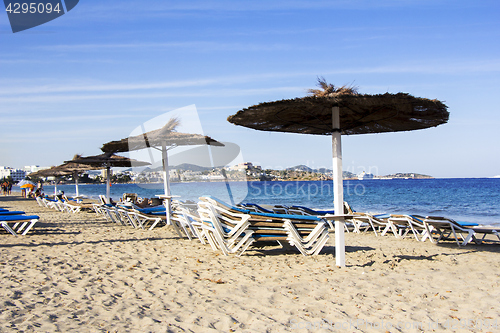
{"left": 0, "top": 193, "right": 499, "bottom": 332}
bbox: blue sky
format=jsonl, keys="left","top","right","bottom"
{"left": 0, "top": 0, "right": 499, "bottom": 178}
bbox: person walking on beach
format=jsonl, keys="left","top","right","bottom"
{"left": 7, "top": 182, "right": 12, "bottom": 195}
{"left": 1, "top": 182, "right": 7, "bottom": 196}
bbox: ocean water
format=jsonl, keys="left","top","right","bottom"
{"left": 33, "top": 178, "right": 500, "bottom": 226}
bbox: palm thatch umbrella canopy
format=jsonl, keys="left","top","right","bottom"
{"left": 101, "top": 118, "right": 223, "bottom": 153}
{"left": 101, "top": 118, "right": 224, "bottom": 195}
{"left": 228, "top": 78, "right": 449, "bottom": 266}
{"left": 29, "top": 157, "right": 98, "bottom": 197}
{"left": 228, "top": 80, "right": 448, "bottom": 135}
{"left": 100, "top": 118, "right": 224, "bottom": 224}
{"left": 67, "top": 153, "right": 151, "bottom": 203}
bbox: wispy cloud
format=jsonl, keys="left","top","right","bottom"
{"left": 35, "top": 40, "right": 294, "bottom": 53}
{"left": 76, "top": 0, "right": 452, "bottom": 17}
{"left": 0, "top": 114, "right": 141, "bottom": 124}
{"left": 1, "top": 59, "right": 499, "bottom": 98}
{"left": 0, "top": 86, "right": 305, "bottom": 104}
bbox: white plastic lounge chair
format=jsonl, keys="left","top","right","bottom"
{"left": 283, "top": 220, "right": 329, "bottom": 255}
{"left": 346, "top": 213, "right": 393, "bottom": 236}
{"left": 101, "top": 206, "right": 123, "bottom": 225}
{"left": 387, "top": 215, "right": 428, "bottom": 240}
{"left": 422, "top": 216, "right": 475, "bottom": 246}
{"left": 129, "top": 211, "right": 164, "bottom": 230}
{"left": 423, "top": 216, "right": 499, "bottom": 246}
{"left": 116, "top": 209, "right": 139, "bottom": 228}
{"left": 35, "top": 197, "right": 44, "bottom": 207}
{"left": 197, "top": 202, "right": 255, "bottom": 256}
{"left": 99, "top": 195, "right": 110, "bottom": 205}
{"left": 170, "top": 206, "right": 205, "bottom": 241}
{"left": 199, "top": 196, "right": 330, "bottom": 255}
{"left": 41, "top": 197, "right": 56, "bottom": 209}
{"left": 0, "top": 215, "right": 39, "bottom": 236}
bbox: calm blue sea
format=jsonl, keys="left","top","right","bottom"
{"left": 30, "top": 178, "right": 500, "bottom": 226}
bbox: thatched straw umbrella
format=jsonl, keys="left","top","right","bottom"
{"left": 228, "top": 78, "right": 449, "bottom": 266}
{"left": 67, "top": 153, "right": 150, "bottom": 203}
{"left": 101, "top": 118, "right": 224, "bottom": 195}
{"left": 29, "top": 157, "right": 97, "bottom": 197}
{"left": 101, "top": 118, "right": 224, "bottom": 223}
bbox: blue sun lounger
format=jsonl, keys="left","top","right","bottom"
{"left": 0, "top": 214, "right": 39, "bottom": 236}
{"left": 0, "top": 211, "right": 26, "bottom": 215}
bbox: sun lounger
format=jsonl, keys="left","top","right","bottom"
{"left": 199, "top": 196, "right": 329, "bottom": 255}
{"left": 283, "top": 220, "right": 329, "bottom": 255}
{"left": 346, "top": 213, "right": 393, "bottom": 236}
{"left": 387, "top": 215, "right": 429, "bottom": 241}
{"left": 287, "top": 205, "right": 335, "bottom": 216}
{"left": 59, "top": 195, "right": 95, "bottom": 213}
{"left": 170, "top": 205, "right": 205, "bottom": 241}
{"left": 197, "top": 201, "right": 255, "bottom": 256}
{"left": 0, "top": 214, "right": 39, "bottom": 236}
{"left": 41, "top": 197, "right": 61, "bottom": 211}
{"left": 35, "top": 197, "right": 45, "bottom": 207}
{"left": 238, "top": 203, "right": 275, "bottom": 214}
{"left": 129, "top": 211, "right": 164, "bottom": 230}
{"left": 423, "top": 216, "right": 499, "bottom": 246}
{"left": 116, "top": 209, "right": 139, "bottom": 228}
{"left": 0, "top": 211, "right": 26, "bottom": 215}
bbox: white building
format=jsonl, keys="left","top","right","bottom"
{"left": 0, "top": 166, "right": 26, "bottom": 182}
{"left": 23, "top": 165, "right": 49, "bottom": 173}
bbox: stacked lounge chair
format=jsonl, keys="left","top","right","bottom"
{"left": 197, "top": 196, "right": 330, "bottom": 256}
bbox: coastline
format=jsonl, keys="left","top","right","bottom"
{"left": 0, "top": 194, "right": 499, "bottom": 332}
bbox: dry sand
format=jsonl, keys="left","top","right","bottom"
{"left": 0, "top": 193, "right": 499, "bottom": 332}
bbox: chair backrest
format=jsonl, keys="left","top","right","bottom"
{"left": 123, "top": 193, "right": 138, "bottom": 203}
{"left": 99, "top": 195, "right": 109, "bottom": 205}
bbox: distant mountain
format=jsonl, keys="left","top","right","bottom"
{"left": 171, "top": 163, "right": 212, "bottom": 172}
{"left": 286, "top": 165, "right": 332, "bottom": 174}
{"left": 287, "top": 165, "right": 313, "bottom": 172}
{"left": 342, "top": 171, "right": 356, "bottom": 178}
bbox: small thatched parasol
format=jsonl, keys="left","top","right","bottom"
{"left": 67, "top": 153, "right": 151, "bottom": 203}
{"left": 100, "top": 118, "right": 224, "bottom": 223}
{"left": 228, "top": 78, "right": 449, "bottom": 266}
{"left": 101, "top": 118, "right": 223, "bottom": 154}
{"left": 29, "top": 156, "right": 98, "bottom": 197}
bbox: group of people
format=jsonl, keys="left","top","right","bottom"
{"left": 18, "top": 181, "right": 44, "bottom": 198}
{"left": 1, "top": 182, "right": 12, "bottom": 195}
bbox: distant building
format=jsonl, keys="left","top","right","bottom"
{"left": 23, "top": 165, "right": 49, "bottom": 173}
{"left": 231, "top": 162, "right": 253, "bottom": 171}
{"left": 101, "top": 169, "right": 112, "bottom": 179}
{"left": 357, "top": 171, "right": 374, "bottom": 180}
{"left": 0, "top": 166, "right": 26, "bottom": 182}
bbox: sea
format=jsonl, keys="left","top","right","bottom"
{"left": 25, "top": 178, "right": 500, "bottom": 226}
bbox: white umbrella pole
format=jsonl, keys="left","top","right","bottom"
{"left": 106, "top": 164, "right": 111, "bottom": 204}
{"left": 162, "top": 141, "right": 170, "bottom": 196}
{"left": 74, "top": 171, "right": 79, "bottom": 198}
{"left": 162, "top": 141, "right": 173, "bottom": 225}
{"left": 332, "top": 106, "right": 345, "bottom": 267}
